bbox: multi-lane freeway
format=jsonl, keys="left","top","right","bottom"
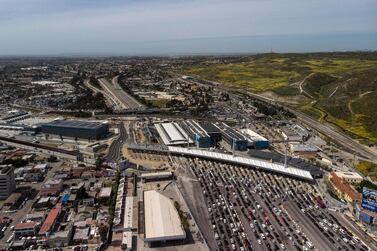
{"left": 98, "top": 77, "right": 144, "bottom": 110}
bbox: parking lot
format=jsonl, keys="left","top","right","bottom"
{"left": 174, "top": 156, "right": 371, "bottom": 251}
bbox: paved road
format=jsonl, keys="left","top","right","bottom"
{"left": 283, "top": 200, "right": 336, "bottom": 251}
{"left": 186, "top": 77, "right": 377, "bottom": 162}
{"left": 112, "top": 75, "right": 145, "bottom": 109}
{"left": 99, "top": 77, "right": 144, "bottom": 110}
{"left": 105, "top": 122, "right": 128, "bottom": 163}
{"left": 335, "top": 212, "right": 377, "bottom": 251}
{"left": 84, "top": 79, "right": 121, "bottom": 110}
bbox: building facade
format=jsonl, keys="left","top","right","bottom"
{"left": 41, "top": 120, "right": 109, "bottom": 140}
{"left": 0, "top": 165, "right": 16, "bottom": 199}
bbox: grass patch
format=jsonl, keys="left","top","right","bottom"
{"left": 356, "top": 161, "right": 377, "bottom": 182}
{"left": 149, "top": 98, "right": 169, "bottom": 108}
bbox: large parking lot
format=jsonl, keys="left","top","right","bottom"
{"left": 174, "top": 157, "right": 372, "bottom": 251}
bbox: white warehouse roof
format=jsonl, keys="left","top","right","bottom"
{"left": 155, "top": 122, "right": 193, "bottom": 146}
{"left": 167, "top": 146, "right": 313, "bottom": 181}
{"left": 144, "top": 190, "right": 186, "bottom": 242}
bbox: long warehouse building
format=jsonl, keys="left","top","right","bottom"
{"left": 41, "top": 119, "right": 109, "bottom": 140}
{"left": 154, "top": 122, "right": 193, "bottom": 146}
{"left": 216, "top": 122, "right": 248, "bottom": 151}
{"left": 180, "top": 120, "right": 212, "bottom": 148}
{"left": 144, "top": 190, "right": 186, "bottom": 244}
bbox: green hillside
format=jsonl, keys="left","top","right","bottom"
{"left": 181, "top": 52, "right": 377, "bottom": 144}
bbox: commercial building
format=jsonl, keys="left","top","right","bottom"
{"left": 14, "top": 221, "right": 40, "bottom": 237}
{"left": 144, "top": 190, "right": 186, "bottom": 244}
{"left": 215, "top": 122, "right": 248, "bottom": 151}
{"left": 180, "top": 120, "right": 212, "bottom": 148}
{"left": 140, "top": 171, "right": 173, "bottom": 182}
{"left": 3, "top": 192, "right": 22, "bottom": 207}
{"left": 24, "top": 212, "right": 46, "bottom": 222}
{"left": 0, "top": 164, "right": 16, "bottom": 199}
{"left": 327, "top": 172, "right": 361, "bottom": 204}
{"left": 334, "top": 171, "right": 363, "bottom": 184}
{"left": 41, "top": 119, "right": 109, "bottom": 140}
{"left": 241, "top": 129, "right": 269, "bottom": 149}
{"left": 40, "top": 178, "right": 63, "bottom": 196}
{"left": 46, "top": 226, "right": 73, "bottom": 248}
{"left": 154, "top": 122, "right": 192, "bottom": 146}
{"left": 355, "top": 188, "right": 377, "bottom": 228}
{"left": 289, "top": 143, "right": 319, "bottom": 157}
{"left": 280, "top": 127, "right": 303, "bottom": 142}
{"left": 38, "top": 204, "right": 62, "bottom": 236}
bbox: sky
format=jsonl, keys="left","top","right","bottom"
{"left": 0, "top": 0, "right": 376, "bottom": 55}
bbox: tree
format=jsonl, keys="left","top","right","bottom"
{"left": 98, "top": 225, "right": 109, "bottom": 242}
{"left": 76, "top": 186, "right": 89, "bottom": 200}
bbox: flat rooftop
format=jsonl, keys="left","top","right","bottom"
{"left": 155, "top": 122, "right": 193, "bottom": 145}
{"left": 42, "top": 119, "right": 108, "bottom": 129}
{"left": 140, "top": 171, "right": 172, "bottom": 179}
{"left": 144, "top": 190, "right": 186, "bottom": 242}
{"left": 241, "top": 128, "right": 268, "bottom": 142}
{"left": 168, "top": 146, "right": 313, "bottom": 181}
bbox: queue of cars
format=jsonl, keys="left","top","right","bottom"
{"left": 182, "top": 157, "right": 370, "bottom": 251}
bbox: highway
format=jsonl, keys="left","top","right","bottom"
{"left": 104, "top": 122, "right": 128, "bottom": 163}
{"left": 112, "top": 75, "right": 145, "bottom": 109}
{"left": 98, "top": 77, "right": 144, "bottom": 110}
{"left": 83, "top": 79, "right": 122, "bottom": 110}
{"left": 186, "top": 77, "right": 377, "bottom": 162}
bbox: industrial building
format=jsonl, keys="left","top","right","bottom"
{"left": 0, "top": 164, "right": 16, "bottom": 199}
{"left": 154, "top": 122, "right": 192, "bottom": 146}
{"left": 241, "top": 128, "right": 269, "bottom": 149}
{"left": 197, "top": 121, "right": 222, "bottom": 145}
{"left": 216, "top": 122, "right": 248, "bottom": 151}
{"left": 41, "top": 119, "right": 109, "bottom": 140}
{"left": 180, "top": 120, "right": 212, "bottom": 148}
{"left": 144, "top": 190, "right": 186, "bottom": 244}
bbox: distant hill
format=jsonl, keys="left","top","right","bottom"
{"left": 180, "top": 52, "right": 377, "bottom": 144}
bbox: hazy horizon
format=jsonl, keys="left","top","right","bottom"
{"left": 0, "top": 0, "right": 376, "bottom": 55}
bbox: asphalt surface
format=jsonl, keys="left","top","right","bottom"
{"left": 98, "top": 77, "right": 144, "bottom": 110}
{"left": 112, "top": 75, "right": 145, "bottom": 109}
{"left": 166, "top": 155, "right": 373, "bottom": 251}
{"left": 84, "top": 79, "right": 121, "bottom": 110}
{"left": 104, "top": 122, "right": 128, "bottom": 163}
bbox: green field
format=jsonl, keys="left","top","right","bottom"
{"left": 180, "top": 53, "right": 377, "bottom": 144}
{"left": 356, "top": 161, "right": 377, "bottom": 181}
